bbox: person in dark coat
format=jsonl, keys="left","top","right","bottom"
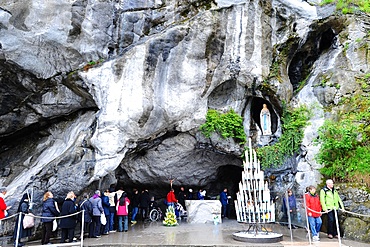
{"left": 100, "top": 190, "right": 110, "bottom": 235}
{"left": 13, "top": 193, "right": 32, "bottom": 247}
{"left": 41, "top": 191, "right": 60, "bottom": 245}
{"left": 219, "top": 188, "right": 230, "bottom": 218}
{"left": 282, "top": 189, "right": 297, "bottom": 227}
{"left": 139, "top": 189, "right": 150, "bottom": 220}
{"left": 130, "top": 188, "right": 140, "bottom": 224}
{"left": 78, "top": 193, "right": 93, "bottom": 237}
{"left": 177, "top": 186, "right": 187, "bottom": 210}
{"left": 59, "top": 192, "right": 77, "bottom": 243}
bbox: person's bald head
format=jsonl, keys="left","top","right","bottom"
{"left": 326, "top": 179, "right": 334, "bottom": 189}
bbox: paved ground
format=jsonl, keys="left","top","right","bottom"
{"left": 14, "top": 218, "right": 370, "bottom": 247}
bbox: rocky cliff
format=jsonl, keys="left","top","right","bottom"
{"left": 0, "top": 0, "right": 370, "bottom": 241}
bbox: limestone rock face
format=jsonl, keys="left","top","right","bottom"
{"left": 0, "top": 0, "right": 370, "bottom": 240}
{"left": 185, "top": 200, "right": 222, "bottom": 224}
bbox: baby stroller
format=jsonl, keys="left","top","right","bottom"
{"left": 149, "top": 199, "right": 163, "bottom": 221}
{"left": 175, "top": 203, "right": 187, "bottom": 219}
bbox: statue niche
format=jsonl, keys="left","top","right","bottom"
{"left": 260, "top": 104, "right": 272, "bottom": 135}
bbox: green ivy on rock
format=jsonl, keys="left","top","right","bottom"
{"left": 200, "top": 109, "right": 246, "bottom": 144}
{"left": 256, "top": 105, "right": 311, "bottom": 169}
{"left": 317, "top": 78, "right": 370, "bottom": 183}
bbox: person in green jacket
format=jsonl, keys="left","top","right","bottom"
{"left": 320, "top": 179, "right": 344, "bottom": 239}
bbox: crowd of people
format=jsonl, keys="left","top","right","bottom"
{"left": 0, "top": 179, "right": 345, "bottom": 246}
{"left": 0, "top": 185, "right": 231, "bottom": 246}
{"left": 281, "top": 179, "right": 344, "bottom": 242}
{"left": 2, "top": 187, "right": 156, "bottom": 246}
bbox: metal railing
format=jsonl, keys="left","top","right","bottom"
{"left": 276, "top": 190, "right": 370, "bottom": 247}
{"left": 1, "top": 210, "right": 85, "bottom": 247}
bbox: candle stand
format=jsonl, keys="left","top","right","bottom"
{"left": 233, "top": 139, "right": 283, "bottom": 243}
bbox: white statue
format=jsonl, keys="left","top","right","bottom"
{"left": 260, "top": 104, "right": 272, "bottom": 135}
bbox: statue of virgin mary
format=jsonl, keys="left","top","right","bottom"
{"left": 260, "top": 104, "right": 272, "bottom": 135}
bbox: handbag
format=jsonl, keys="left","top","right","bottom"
{"left": 52, "top": 219, "right": 58, "bottom": 231}
{"left": 100, "top": 213, "right": 106, "bottom": 225}
{"left": 23, "top": 213, "right": 35, "bottom": 229}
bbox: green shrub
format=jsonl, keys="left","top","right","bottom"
{"left": 321, "top": 0, "right": 370, "bottom": 14}
{"left": 316, "top": 75, "right": 370, "bottom": 181}
{"left": 200, "top": 109, "right": 246, "bottom": 144}
{"left": 256, "top": 105, "right": 311, "bottom": 168}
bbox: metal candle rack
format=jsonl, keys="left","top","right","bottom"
{"left": 234, "top": 139, "right": 275, "bottom": 234}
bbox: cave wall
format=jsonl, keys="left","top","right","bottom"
{"left": 0, "top": 2, "right": 369, "bottom": 238}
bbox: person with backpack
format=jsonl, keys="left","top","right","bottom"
{"left": 320, "top": 179, "right": 344, "bottom": 239}
{"left": 305, "top": 185, "right": 322, "bottom": 242}
{"left": 78, "top": 193, "right": 93, "bottom": 238}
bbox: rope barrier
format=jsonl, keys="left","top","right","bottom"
{"left": 339, "top": 208, "right": 370, "bottom": 217}
{"left": 305, "top": 206, "right": 333, "bottom": 215}
{"left": 305, "top": 206, "right": 370, "bottom": 218}
{"left": 0, "top": 212, "right": 20, "bottom": 222}
{"left": 29, "top": 210, "right": 82, "bottom": 220}
{"left": 0, "top": 210, "right": 86, "bottom": 247}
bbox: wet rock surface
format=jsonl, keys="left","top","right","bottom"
{"left": 0, "top": 0, "right": 370, "bottom": 241}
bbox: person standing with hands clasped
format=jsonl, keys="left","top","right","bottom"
{"left": 59, "top": 191, "right": 77, "bottom": 243}
{"left": 305, "top": 185, "right": 322, "bottom": 242}
{"left": 320, "top": 179, "right": 344, "bottom": 239}
{"left": 41, "top": 191, "right": 60, "bottom": 245}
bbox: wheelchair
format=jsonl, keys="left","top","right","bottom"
{"left": 149, "top": 207, "right": 163, "bottom": 221}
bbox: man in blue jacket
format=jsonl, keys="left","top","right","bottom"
{"left": 220, "top": 188, "right": 230, "bottom": 218}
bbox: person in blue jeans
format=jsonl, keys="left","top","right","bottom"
{"left": 305, "top": 185, "right": 322, "bottom": 242}
{"left": 116, "top": 192, "right": 130, "bottom": 232}
{"left": 107, "top": 188, "right": 116, "bottom": 232}
{"left": 101, "top": 190, "right": 110, "bottom": 235}
{"left": 131, "top": 189, "right": 140, "bottom": 224}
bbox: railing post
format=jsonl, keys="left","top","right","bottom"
{"left": 80, "top": 210, "right": 85, "bottom": 247}
{"left": 285, "top": 191, "right": 293, "bottom": 242}
{"left": 303, "top": 191, "right": 312, "bottom": 244}
{"left": 334, "top": 208, "right": 342, "bottom": 247}
{"left": 15, "top": 212, "right": 22, "bottom": 247}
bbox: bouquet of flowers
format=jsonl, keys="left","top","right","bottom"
{"left": 163, "top": 205, "right": 178, "bottom": 226}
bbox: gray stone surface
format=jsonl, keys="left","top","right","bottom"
{"left": 0, "top": 0, "right": 370, "bottom": 241}
{"left": 185, "top": 200, "right": 222, "bottom": 224}
{"left": 19, "top": 219, "right": 370, "bottom": 247}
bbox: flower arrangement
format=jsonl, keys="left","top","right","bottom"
{"left": 163, "top": 206, "right": 178, "bottom": 226}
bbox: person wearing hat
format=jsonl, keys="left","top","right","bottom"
{"left": 13, "top": 193, "right": 32, "bottom": 247}
{"left": 188, "top": 189, "right": 194, "bottom": 200}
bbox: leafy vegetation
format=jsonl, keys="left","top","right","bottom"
{"left": 200, "top": 109, "right": 246, "bottom": 144}
{"left": 316, "top": 74, "right": 370, "bottom": 183}
{"left": 321, "top": 0, "right": 370, "bottom": 14}
{"left": 256, "top": 105, "right": 311, "bottom": 168}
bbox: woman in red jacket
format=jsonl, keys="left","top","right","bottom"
{"left": 305, "top": 185, "right": 322, "bottom": 242}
